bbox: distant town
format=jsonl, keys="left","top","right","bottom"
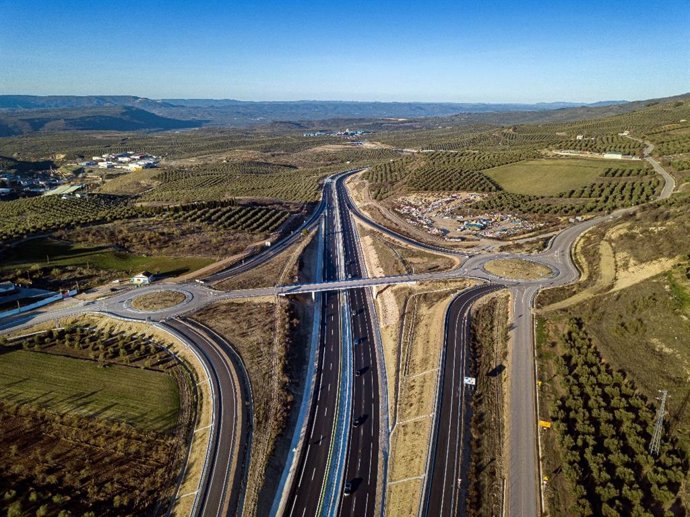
{"left": 0, "top": 151, "right": 158, "bottom": 199}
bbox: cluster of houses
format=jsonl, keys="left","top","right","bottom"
{"left": 79, "top": 151, "right": 159, "bottom": 172}
{"left": 303, "top": 128, "right": 371, "bottom": 138}
{"left": 0, "top": 171, "right": 63, "bottom": 198}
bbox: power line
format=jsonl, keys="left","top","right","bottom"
{"left": 649, "top": 389, "right": 668, "bottom": 457}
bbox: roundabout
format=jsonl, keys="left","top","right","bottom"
{"left": 125, "top": 289, "right": 193, "bottom": 314}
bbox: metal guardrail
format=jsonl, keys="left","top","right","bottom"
{"left": 269, "top": 217, "right": 326, "bottom": 517}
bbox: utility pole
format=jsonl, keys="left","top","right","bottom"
{"left": 649, "top": 389, "right": 668, "bottom": 457}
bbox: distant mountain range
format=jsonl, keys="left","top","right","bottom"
{"left": 0, "top": 94, "right": 684, "bottom": 136}
{"left": 0, "top": 94, "right": 628, "bottom": 118}
{"left": 0, "top": 106, "right": 203, "bottom": 137}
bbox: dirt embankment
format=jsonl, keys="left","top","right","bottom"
{"left": 356, "top": 220, "right": 475, "bottom": 515}
{"left": 216, "top": 229, "right": 316, "bottom": 291}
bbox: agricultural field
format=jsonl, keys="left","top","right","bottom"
{"left": 1, "top": 237, "right": 213, "bottom": 290}
{"left": 483, "top": 158, "right": 641, "bottom": 196}
{"left": 0, "top": 324, "right": 195, "bottom": 516}
{"left": 471, "top": 175, "right": 660, "bottom": 216}
{"left": 363, "top": 150, "right": 532, "bottom": 200}
{"left": 142, "top": 164, "right": 333, "bottom": 203}
{"left": 538, "top": 318, "right": 688, "bottom": 516}
{"left": 553, "top": 134, "right": 644, "bottom": 155}
{"left": 535, "top": 190, "right": 690, "bottom": 515}
{"left": 0, "top": 194, "right": 138, "bottom": 242}
{"left": 364, "top": 151, "right": 662, "bottom": 228}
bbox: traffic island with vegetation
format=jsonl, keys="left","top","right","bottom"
{"left": 466, "top": 292, "right": 510, "bottom": 517}
{"left": 0, "top": 322, "right": 198, "bottom": 516}
{"left": 130, "top": 290, "right": 187, "bottom": 311}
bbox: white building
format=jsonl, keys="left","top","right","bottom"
{"left": 603, "top": 152, "right": 623, "bottom": 160}
{"left": 131, "top": 272, "right": 154, "bottom": 285}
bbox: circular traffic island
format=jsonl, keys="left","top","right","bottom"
{"left": 483, "top": 258, "right": 553, "bottom": 280}
{"left": 130, "top": 290, "right": 187, "bottom": 312}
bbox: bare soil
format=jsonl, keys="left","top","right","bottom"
{"left": 484, "top": 258, "right": 552, "bottom": 280}
{"left": 131, "top": 290, "right": 186, "bottom": 311}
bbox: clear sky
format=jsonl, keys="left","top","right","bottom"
{"left": 1, "top": 0, "right": 688, "bottom": 103}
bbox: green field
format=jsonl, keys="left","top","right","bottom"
{"left": 1, "top": 237, "right": 213, "bottom": 276}
{"left": 483, "top": 158, "right": 641, "bottom": 195}
{"left": 0, "top": 349, "right": 179, "bottom": 432}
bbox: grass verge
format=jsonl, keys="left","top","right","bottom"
{"left": 466, "top": 292, "right": 510, "bottom": 516}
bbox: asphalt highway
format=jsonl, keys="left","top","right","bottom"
{"left": 164, "top": 317, "right": 251, "bottom": 517}
{"left": 423, "top": 284, "right": 502, "bottom": 517}
{"left": 335, "top": 176, "right": 380, "bottom": 517}
{"left": 283, "top": 182, "right": 344, "bottom": 517}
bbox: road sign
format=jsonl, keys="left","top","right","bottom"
{"left": 463, "top": 377, "right": 476, "bottom": 386}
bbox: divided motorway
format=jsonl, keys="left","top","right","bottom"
{"left": 283, "top": 175, "right": 383, "bottom": 517}
{"left": 335, "top": 176, "right": 381, "bottom": 517}
{"left": 283, "top": 183, "right": 344, "bottom": 517}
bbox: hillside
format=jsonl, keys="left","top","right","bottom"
{"left": 0, "top": 106, "right": 204, "bottom": 136}
{"left": 0, "top": 93, "right": 688, "bottom": 134}
{"left": 0, "top": 95, "right": 635, "bottom": 130}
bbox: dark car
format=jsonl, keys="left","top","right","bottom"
{"left": 353, "top": 415, "right": 367, "bottom": 427}
{"left": 343, "top": 478, "right": 362, "bottom": 496}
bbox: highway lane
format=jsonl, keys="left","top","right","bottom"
{"left": 283, "top": 183, "right": 344, "bottom": 517}
{"left": 335, "top": 177, "right": 380, "bottom": 517}
{"left": 505, "top": 285, "right": 541, "bottom": 517}
{"left": 163, "top": 317, "right": 252, "bottom": 517}
{"left": 423, "top": 284, "right": 501, "bottom": 517}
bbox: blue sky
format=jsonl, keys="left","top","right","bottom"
{"left": 1, "top": 0, "right": 688, "bottom": 102}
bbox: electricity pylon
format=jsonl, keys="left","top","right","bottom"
{"left": 649, "top": 389, "right": 668, "bottom": 457}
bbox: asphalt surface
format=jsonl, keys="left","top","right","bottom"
{"left": 164, "top": 317, "right": 251, "bottom": 517}
{"left": 423, "top": 284, "right": 502, "bottom": 517}
{"left": 283, "top": 182, "right": 344, "bottom": 517}
{"left": 335, "top": 176, "right": 380, "bottom": 517}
